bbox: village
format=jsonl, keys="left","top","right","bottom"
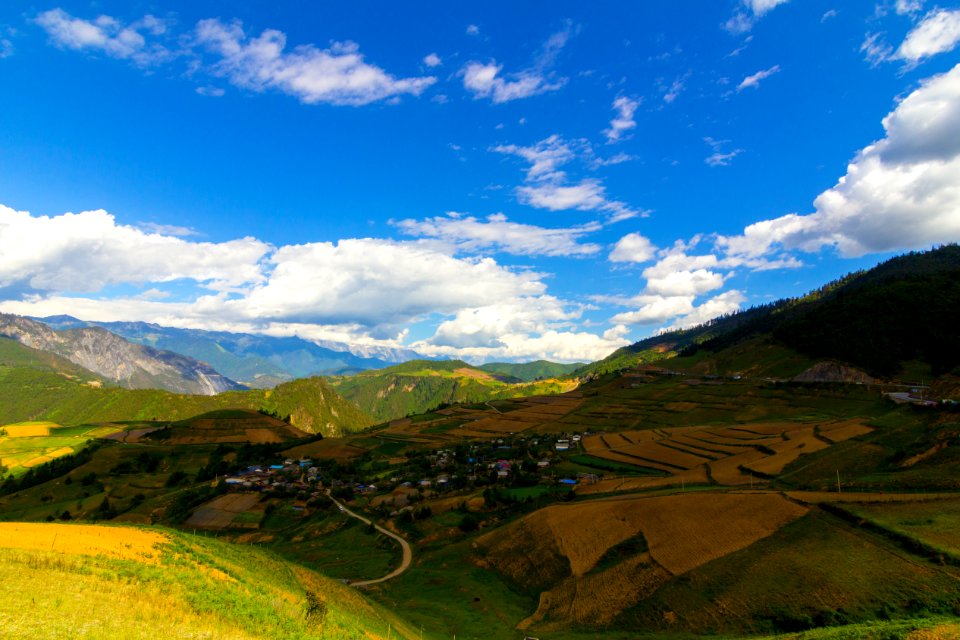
{"left": 214, "top": 431, "right": 601, "bottom": 520}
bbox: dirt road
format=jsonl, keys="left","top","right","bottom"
{"left": 326, "top": 490, "right": 413, "bottom": 587}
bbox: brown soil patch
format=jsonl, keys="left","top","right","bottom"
{"left": 819, "top": 420, "right": 873, "bottom": 443}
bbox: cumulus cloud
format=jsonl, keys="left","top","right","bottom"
{"left": 0, "top": 205, "right": 270, "bottom": 294}
{"left": 494, "top": 134, "right": 645, "bottom": 221}
{"left": 461, "top": 24, "right": 572, "bottom": 103}
{"left": 194, "top": 19, "right": 435, "bottom": 105}
{"left": 895, "top": 9, "right": 960, "bottom": 64}
{"left": 665, "top": 290, "right": 746, "bottom": 330}
{"left": 394, "top": 212, "right": 602, "bottom": 257}
{"left": 717, "top": 63, "right": 960, "bottom": 258}
{"left": 36, "top": 8, "right": 171, "bottom": 66}
{"left": 609, "top": 233, "right": 657, "bottom": 263}
{"left": 423, "top": 52, "right": 441, "bottom": 67}
{"left": 737, "top": 64, "right": 781, "bottom": 91}
{"left": 35, "top": 9, "right": 435, "bottom": 106}
{"left": 604, "top": 96, "right": 640, "bottom": 142}
{"left": 238, "top": 239, "right": 545, "bottom": 327}
{"left": 414, "top": 298, "right": 631, "bottom": 362}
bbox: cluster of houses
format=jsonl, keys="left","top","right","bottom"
{"left": 218, "top": 431, "right": 599, "bottom": 508}
{"left": 223, "top": 458, "right": 320, "bottom": 491}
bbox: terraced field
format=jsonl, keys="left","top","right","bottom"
{"left": 582, "top": 419, "right": 872, "bottom": 487}
{"left": 0, "top": 422, "right": 124, "bottom": 475}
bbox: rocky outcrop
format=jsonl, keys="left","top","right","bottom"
{"left": 0, "top": 314, "right": 244, "bottom": 395}
{"left": 792, "top": 361, "right": 876, "bottom": 384}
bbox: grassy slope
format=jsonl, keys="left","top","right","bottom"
{"left": 479, "top": 360, "right": 586, "bottom": 381}
{"left": 0, "top": 339, "right": 373, "bottom": 436}
{"left": 327, "top": 359, "right": 576, "bottom": 423}
{"left": 0, "top": 523, "right": 419, "bottom": 639}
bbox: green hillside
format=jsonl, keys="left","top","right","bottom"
{"left": 479, "top": 359, "right": 586, "bottom": 381}
{"left": 0, "top": 522, "right": 419, "bottom": 639}
{"left": 0, "top": 339, "right": 372, "bottom": 436}
{"left": 580, "top": 245, "right": 960, "bottom": 380}
{"left": 326, "top": 359, "right": 577, "bottom": 422}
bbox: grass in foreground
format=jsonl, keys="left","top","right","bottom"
{"left": 0, "top": 522, "right": 419, "bottom": 639}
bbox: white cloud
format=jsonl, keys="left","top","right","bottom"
{"left": 610, "top": 295, "right": 695, "bottom": 325}
{"left": 394, "top": 212, "right": 602, "bottom": 257}
{"left": 609, "top": 233, "right": 657, "bottom": 263}
{"left": 737, "top": 64, "right": 781, "bottom": 91}
{"left": 895, "top": 9, "right": 960, "bottom": 64}
{"left": 194, "top": 19, "right": 435, "bottom": 106}
{"left": 461, "top": 24, "right": 572, "bottom": 103}
{"left": 466, "top": 24, "right": 480, "bottom": 36}
{"left": 604, "top": 96, "right": 640, "bottom": 142}
{"left": 665, "top": 290, "right": 746, "bottom": 330}
{"left": 896, "top": 0, "right": 924, "bottom": 16}
{"left": 704, "top": 137, "right": 744, "bottom": 167}
{"left": 0, "top": 38, "right": 13, "bottom": 58}
{"left": 195, "top": 86, "right": 225, "bottom": 97}
{"left": 861, "top": 33, "right": 894, "bottom": 66}
{"left": 414, "top": 298, "right": 630, "bottom": 362}
{"left": 424, "top": 52, "right": 442, "bottom": 67}
{"left": 717, "top": 63, "right": 960, "bottom": 258}
{"left": 821, "top": 9, "right": 838, "bottom": 22}
{"left": 462, "top": 60, "right": 565, "bottom": 104}
{"left": 0, "top": 205, "right": 269, "bottom": 293}
{"left": 725, "top": 0, "right": 791, "bottom": 34}
{"left": 663, "top": 72, "right": 691, "bottom": 103}
{"left": 0, "top": 204, "right": 627, "bottom": 362}
{"left": 238, "top": 239, "right": 545, "bottom": 327}
{"left": 495, "top": 134, "right": 645, "bottom": 221}
{"left": 36, "top": 8, "right": 171, "bottom": 66}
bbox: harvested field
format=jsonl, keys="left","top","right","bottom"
{"left": 630, "top": 493, "right": 808, "bottom": 574}
{"left": 184, "top": 493, "right": 262, "bottom": 530}
{"left": 787, "top": 491, "right": 960, "bottom": 504}
{"left": 479, "top": 491, "right": 806, "bottom": 580}
{"left": 519, "top": 553, "right": 671, "bottom": 630}
{"left": 243, "top": 428, "right": 283, "bottom": 443}
{"left": 819, "top": 419, "right": 873, "bottom": 443}
{"left": 0, "top": 523, "right": 167, "bottom": 562}
{"left": 576, "top": 467, "right": 709, "bottom": 495}
{"left": 2, "top": 422, "right": 58, "bottom": 437}
{"left": 742, "top": 428, "right": 829, "bottom": 476}
{"left": 708, "top": 449, "right": 769, "bottom": 485}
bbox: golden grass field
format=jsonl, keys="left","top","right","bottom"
{"left": 2, "top": 421, "right": 59, "bottom": 437}
{"left": 0, "top": 522, "right": 168, "bottom": 563}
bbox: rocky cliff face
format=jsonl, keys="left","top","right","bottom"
{"left": 0, "top": 314, "right": 244, "bottom": 395}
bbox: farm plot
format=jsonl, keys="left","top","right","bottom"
{"left": 818, "top": 419, "right": 873, "bottom": 443}
{"left": 480, "top": 491, "right": 807, "bottom": 579}
{"left": 184, "top": 493, "right": 264, "bottom": 530}
{"left": 581, "top": 420, "right": 855, "bottom": 488}
{"left": 0, "top": 422, "right": 124, "bottom": 476}
{"left": 740, "top": 427, "right": 829, "bottom": 476}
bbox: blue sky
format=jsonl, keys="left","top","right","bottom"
{"left": 1, "top": 0, "right": 959, "bottom": 362}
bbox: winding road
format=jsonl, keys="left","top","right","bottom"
{"left": 326, "top": 490, "right": 413, "bottom": 587}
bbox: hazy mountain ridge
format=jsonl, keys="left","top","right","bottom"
{"left": 37, "top": 317, "right": 417, "bottom": 386}
{"left": 0, "top": 314, "right": 243, "bottom": 395}
{"left": 0, "top": 337, "right": 372, "bottom": 435}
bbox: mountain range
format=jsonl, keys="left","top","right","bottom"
{"left": 0, "top": 314, "right": 243, "bottom": 395}
{"left": 35, "top": 316, "right": 420, "bottom": 387}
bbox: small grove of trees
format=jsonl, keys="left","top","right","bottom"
{"left": 0, "top": 443, "right": 102, "bottom": 496}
